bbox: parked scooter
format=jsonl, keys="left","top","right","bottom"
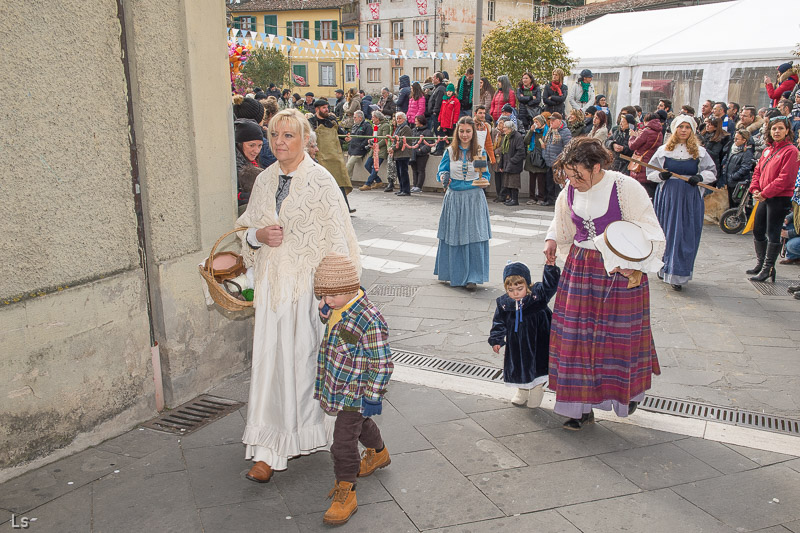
{"left": 719, "top": 182, "right": 754, "bottom": 234}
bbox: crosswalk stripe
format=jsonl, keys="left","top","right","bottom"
{"left": 490, "top": 215, "right": 552, "bottom": 227}
{"left": 403, "top": 229, "right": 439, "bottom": 239}
{"left": 491, "top": 225, "right": 544, "bottom": 237}
{"left": 513, "top": 209, "right": 554, "bottom": 217}
{"left": 360, "top": 255, "right": 419, "bottom": 274}
{"left": 360, "top": 238, "right": 437, "bottom": 257}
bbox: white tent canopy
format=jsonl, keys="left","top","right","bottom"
{"left": 562, "top": 0, "right": 800, "bottom": 114}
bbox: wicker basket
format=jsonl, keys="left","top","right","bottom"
{"left": 198, "top": 227, "right": 254, "bottom": 312}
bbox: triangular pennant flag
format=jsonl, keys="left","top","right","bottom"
{"left": 277, "top": 36, "right": 284, "bottom": 44}
{"left": 313, "top": 40, "right": 319, "bottom": 48}
{"left": 338, "top": 42, "right": 344, "bottom": 50}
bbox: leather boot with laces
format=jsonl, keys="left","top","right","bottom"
{"left": 358, "top": 447, "right": 391, "bottom": 477}
{"left": 323, "top": 481, "right": 357, "bottom": 525}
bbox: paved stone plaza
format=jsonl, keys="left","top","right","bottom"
{"left": 2, "top": 189, "right": 799, "bottom": 532}
{"left": 1, "top": 375, "right": 798, "bottom": 532}
{"left": 352, "top": 190, "right": 800, "bottom": 417}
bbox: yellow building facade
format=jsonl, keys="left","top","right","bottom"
{"left": 229, "top": 0, "right": 360, "bottom": 98}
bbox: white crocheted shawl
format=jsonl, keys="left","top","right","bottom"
{"left": 236, "top": 153, "right": 361, "bottom": 310}
{"left": 548, "top": 171, "right": 666, "bottom": 273}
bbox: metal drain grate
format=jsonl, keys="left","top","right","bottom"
{"left": 140, "top": 395, "right": 244, "bottom": 435}
{"left": 641, "top": 396, "right": 800, "bottom": 436}
{"left": 393, "top": 350, "right": 800, "bottom": 437}
{"left": 750, "top": 279, "right": 797, "bottom": 296}
{"left": 369, "top": 284, "right": 421, "bottom": 298}
{"left": 392, "top": 349, "right": 504, "bottom": 382}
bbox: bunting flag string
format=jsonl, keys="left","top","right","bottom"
{"left": 228, "top": 28, "right": 467, "bottom": 60}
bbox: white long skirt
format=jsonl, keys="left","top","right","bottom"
{"left": 242, "top": 275, "right": 335, "bottom": 470}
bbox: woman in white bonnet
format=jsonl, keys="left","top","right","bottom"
{"left": 647, "top": 114, "right": 717, "bottom": 291}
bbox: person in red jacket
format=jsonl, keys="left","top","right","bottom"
{"left": 765, "top": 62, "right": 798, "bottom": 108}
{"left": 747, "top": 116, "right": 800, "bottom": 282}
{"left": 627, "top": 113, "right": 664, "bottom": 199}
{"left": 436, "top": 83, "right": 461, "bottom": 154}
{"left": 490, "top": 75, "right": 516, "bottom": 122}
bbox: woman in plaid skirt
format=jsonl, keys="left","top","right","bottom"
{"left": 543, "top": 138, "right": 665, "bottom": 430}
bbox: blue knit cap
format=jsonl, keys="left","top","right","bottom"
{"left": 778, "top": 62, "right": 793, "bottom": 74}
{"left": 503, "top": 262, "right": 531, "bottom": 286}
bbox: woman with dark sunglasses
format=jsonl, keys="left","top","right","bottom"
{"left": 747, "top": 116, "right": 800, "bottom": 282}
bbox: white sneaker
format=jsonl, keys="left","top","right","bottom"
{"left": 511, "top": 388, "right": 529, "bottom": 407}
{"left": 410, "top": 187, "right": 421, "bottom": 193}
{"left": 527, "top": 383, "right": 545, "bottom": 408}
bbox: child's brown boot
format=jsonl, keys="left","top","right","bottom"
{"left": 323, "top": 481, "right": 358, "bottom": 525}
{"left": 358, "top": 447, "right": 391, "bottom": 477}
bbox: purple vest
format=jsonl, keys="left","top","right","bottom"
{"left": 567, "top": 180, "right": 623, "bottom": 242}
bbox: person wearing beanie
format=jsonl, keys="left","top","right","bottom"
{"left": 298, "top": 92, "right": 316, "bottom": 114}
{"left": 266, "top": 83, "right": 281, "bottom": 100}
{"left": 583, "top": 105, "right": 597, "bottom": 134}
{"left": 489, "top": 260, "right": 560, "bottom": 408}
{"left": 436, "top": 83, "right": 461, "bottom": 148}
{"left": 313, "top": 253, "right": 393, "bottom": 526}
{"left": 765, "top": 62, "right": 798, "bottom": 107}
{"left": 233, "top": 118, "right": 264, "bottom": 205}
{"left": 236, "top": 108, "right": 361, "bottom": 486}
{"left": 334, "top": 89, "right": 346, "bottom": 120}
{"left": 568, "top": 68, "right": 595, "bottom": 113}
{"left": 233, "top": 94, "right": 266, "bottom": 124}
{"left": 499, "top": 103, "right": 518, "bottom": 131}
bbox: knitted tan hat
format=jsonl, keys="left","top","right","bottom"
{"left": 314, "top": 253, "right": 360, "bottom": 296}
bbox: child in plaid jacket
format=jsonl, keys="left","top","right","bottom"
{"left": 313, "top": 253, "right": 393, "bottom": 525}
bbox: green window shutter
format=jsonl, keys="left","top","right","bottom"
{"left": 314, "top": 21, "right": 321, "bottom": 40}
{"left": 303, "top": 21, "right": 309, "bottom": 39}
{"left": 250, "top": 17, "right": 257, "bottom": 31}
{"left": 332, "top": 20, "right": 338, "bottom": 40}
{"left": 234, "top": 17, "right": 241, "bottom": 30}
{"left": 286, "top": 20, "right": 293, "bottom": 37}
{"left": 265, "top": 15, "right": 277, "bottom": 35}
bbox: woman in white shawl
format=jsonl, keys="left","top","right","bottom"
{"left": 236, "top": 109, "right": 361, "bottom": 483}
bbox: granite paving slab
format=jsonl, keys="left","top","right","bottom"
{"left": 469, "top": 457, "right": 640, "bottom": 515}
{"left": 12, "top": 483, "right": 92, "bottom": 533}
{"left": 92, "top": 469, "right": 201, "bottom": 533}
{"left": 385, "top": 383, "right": 468, "bottom": 426}
{"left": 598, "top": 442, "right": 724, "bottom": 490}
{"left": 416, "top": 418, "right": 526, "bottom": 476}
{"left": 96, "top": 426, "right": 178, "bottom": 459}
{"left": 602, "top": 420, "right": 690, "bottom": 447}
{"left": 673, "top": 437, "right": 760, "bottom": 474}
{"left": 672, "top": 465, "right": 800, "bottom": 531}
{"left": 468, "top": 406, "right": 561, "bottom": 438}
{"left": 271, "top": 451, "right": 391, "bottom": 516}
{"left": 293, "top": 501, "right": 419, "bottom": 533}
{"left": 724, "top": 444, "right": 796, "bottom": 466}
{"left": 442, "top": 391, "right": 510, "bottom": 414}
{"left": 376, "top": 449, "right": 503, "bottom": 530}
{"left": 374, "top": 401, "right": 434, "bottom": 455}
{"left": 499, "top": 424, "right": 631, "bottom": 466}
{"left": 557, "top": 488, "right": 734, "bottom": 533}
{"left": 427, "top": 509, "right": 582, "bottom": 532}
{"left": 183, "top": 442, "right": 277, "bottom": 508}
{"left": 0, "top": 447, "right": 135, "bottom": 513}
{"left": 198, "top": 497, "right": 299, "bottom": 533}
{"left": 178, "top": 410, "right": 245, "bottom": 449}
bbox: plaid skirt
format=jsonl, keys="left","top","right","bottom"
{"left": 549, "top": 246, "right": 660, "bottom": 418}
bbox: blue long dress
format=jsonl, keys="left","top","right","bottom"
{"left": 434, "top": 147, "right": 492, "bottom": 286}
{"left": 654, "top": 157, "right": 704, "bottom": 285}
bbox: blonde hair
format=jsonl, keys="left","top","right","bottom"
{"left": 504, "top": 275, "right": 530, "bottom": 292}
{"left": 268, "top": 108, "right": 312, "bottom": 152}
{"left": 665, "top": 125, "right": 700, "bottom": 159}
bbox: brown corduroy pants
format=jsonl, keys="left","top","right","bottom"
{"left": 330, "top": 410, "right": 384, "bottom": 483}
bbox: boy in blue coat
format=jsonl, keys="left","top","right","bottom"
{"left": 489, "top": 261, "right": 560, "bottom": 408}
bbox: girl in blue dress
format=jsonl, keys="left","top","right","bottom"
{"left": 647, "top": 115, "right": 717, "bottom": 291}
{"left": 435, "top": 116, "right": 492, "bottom": 289}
